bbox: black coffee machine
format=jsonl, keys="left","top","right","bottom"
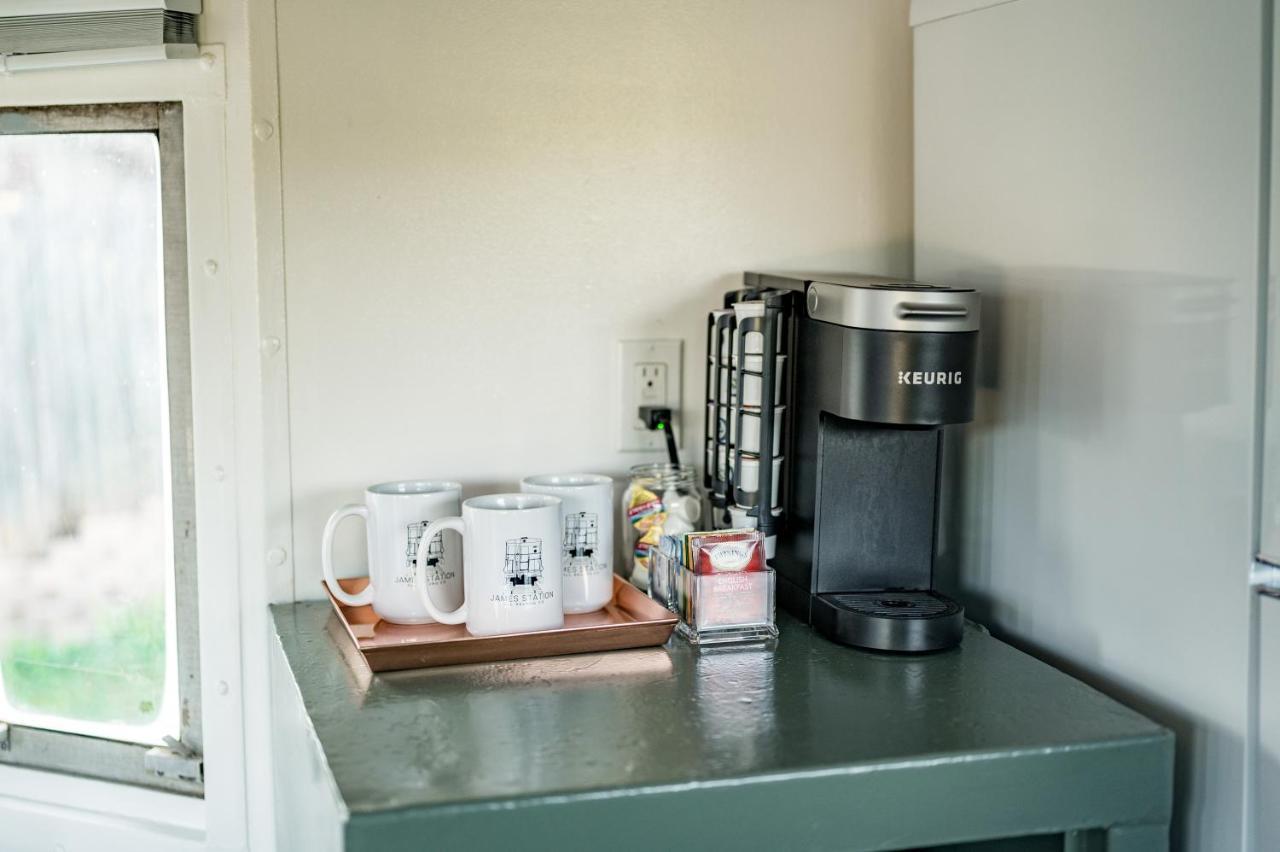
{"left": 704, "top": 272, "right": 979, "bottom": 653}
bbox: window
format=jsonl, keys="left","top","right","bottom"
{"left": 0, "top": 103, "right": 200, "bottom": 794}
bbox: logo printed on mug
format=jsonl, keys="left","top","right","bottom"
{"left": 401, "top": 522, "right": 455, "bottom": 587}
{"left": 562, "top": 512, "right": 603, "bottom": 578}
{"left": 491, "top": 537, "right": 556, "bottom": 607}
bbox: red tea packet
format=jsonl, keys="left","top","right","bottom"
{"left": 686, "top": 529, "right": 765, "bottom": 574}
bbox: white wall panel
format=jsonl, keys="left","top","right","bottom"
{"left": 275, "top": 0, "right": 916, "bottom": 597}
{"left": 914, "top": 0, "right": 1262, "bottom": 847}
{"left": 1259, "top": 598, "right": 1280, "bottom": 850}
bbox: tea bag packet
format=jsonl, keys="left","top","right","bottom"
{"left": 684, "top": 529, "right": 765, "bottom": 574}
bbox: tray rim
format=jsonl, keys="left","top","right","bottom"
{"left": 324, "top": 574, "right": 677, "bottom": 671}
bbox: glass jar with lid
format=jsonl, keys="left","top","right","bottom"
{"left": 621, "top": 463, "right": 706, "bottom": 591}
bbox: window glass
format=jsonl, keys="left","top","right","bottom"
{"left": 0, "top": 132, "right": 177, "bottom": 744}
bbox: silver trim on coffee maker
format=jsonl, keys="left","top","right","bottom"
{"left": 804, "top": 274, "right": 980, "bottom": 333}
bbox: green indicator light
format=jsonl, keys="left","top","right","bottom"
{"left": 657, "top": 422, "right": 665, "bottom": 430}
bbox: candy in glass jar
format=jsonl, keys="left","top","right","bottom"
{"left": 621, "top": 463, "right": 705, "bottom": 591}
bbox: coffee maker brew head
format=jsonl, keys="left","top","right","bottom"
{"left": 787, "top": 273, "right": 980, "bottom": 427}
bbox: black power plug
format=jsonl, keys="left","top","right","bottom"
{"left": 638, "top": 405, "right": 679, "bottom": 467}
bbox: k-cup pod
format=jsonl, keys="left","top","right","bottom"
{"left": 731, "top": 302, "right": 766, "bottom": 355}
{"left": 730, "top": 352, "right": 786, "bottom": 373}
{"left": 719, "top": 362, "right": 785, "bottom": 407}
{"left": 733, "top": 451, "right": 783, "bottom": 509}
{"left": 738, "top": 357, "right": 786, "bottom": 407}
{"left": 729, "top": 405, "right": 784, "bottom": 455}
{"left": 708, "top": 401, "right": 730, "bottom": 444}
{"left": 715, "top": 442, "right": 734, "bottom": 487}
{"left": 727, "top": 502, "right": 782, "bottom": 527}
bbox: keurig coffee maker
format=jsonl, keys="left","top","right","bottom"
{"left": 703, "top": 272, "right": 979, "bottom": 653}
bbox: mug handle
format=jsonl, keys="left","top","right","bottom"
{"left": 321, "top": 503, "right": 375, "bottom": 607}
{"left": 414, "top": 517, "right": 467, "bottom": 625}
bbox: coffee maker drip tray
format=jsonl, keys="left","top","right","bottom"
{"left": 812, "top": 590, "right": 964, "bottom": 654}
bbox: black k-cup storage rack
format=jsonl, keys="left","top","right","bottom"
{"left": 704, "top": 287, "right": 797, "bottom": 543}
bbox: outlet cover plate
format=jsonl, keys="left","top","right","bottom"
{"left": 618, "top": 339, "right": 682, "bottom": 452}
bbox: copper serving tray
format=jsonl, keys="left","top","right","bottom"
{"left": 325, "top": 575, "right": 678, "bottom": 672}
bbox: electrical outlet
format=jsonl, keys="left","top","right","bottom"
{"left": 619, "top": 340, "right": 682, "bottom": 451}
{"left": 635, "top": 363, "right": 667, "bottom": 409}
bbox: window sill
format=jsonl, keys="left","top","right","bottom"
{"left": 0, "top": 764, "right": 204, "bottom": 851}
{"left": 0, "top": 44, "right": 199, "bottom": 73}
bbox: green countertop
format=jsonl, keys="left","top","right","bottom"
{"left": 270, "top": 603, "right": 1173, "bottom": 852}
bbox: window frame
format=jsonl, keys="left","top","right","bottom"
{"left": 0, "top": 101, "right": 203, "bottom": 796}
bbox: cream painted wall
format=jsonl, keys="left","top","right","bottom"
{"left": 277, "top": 0, "right": 915, "bottom": 595}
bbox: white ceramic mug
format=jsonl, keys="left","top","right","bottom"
{"left": 321, "top": 480, "right": 463, "bottom": 624}
{"left": 519, "top": 474, "right": 614, "bottom": 614}
{"left": 414, "top": 493, "right": 564, "bottom": 635}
